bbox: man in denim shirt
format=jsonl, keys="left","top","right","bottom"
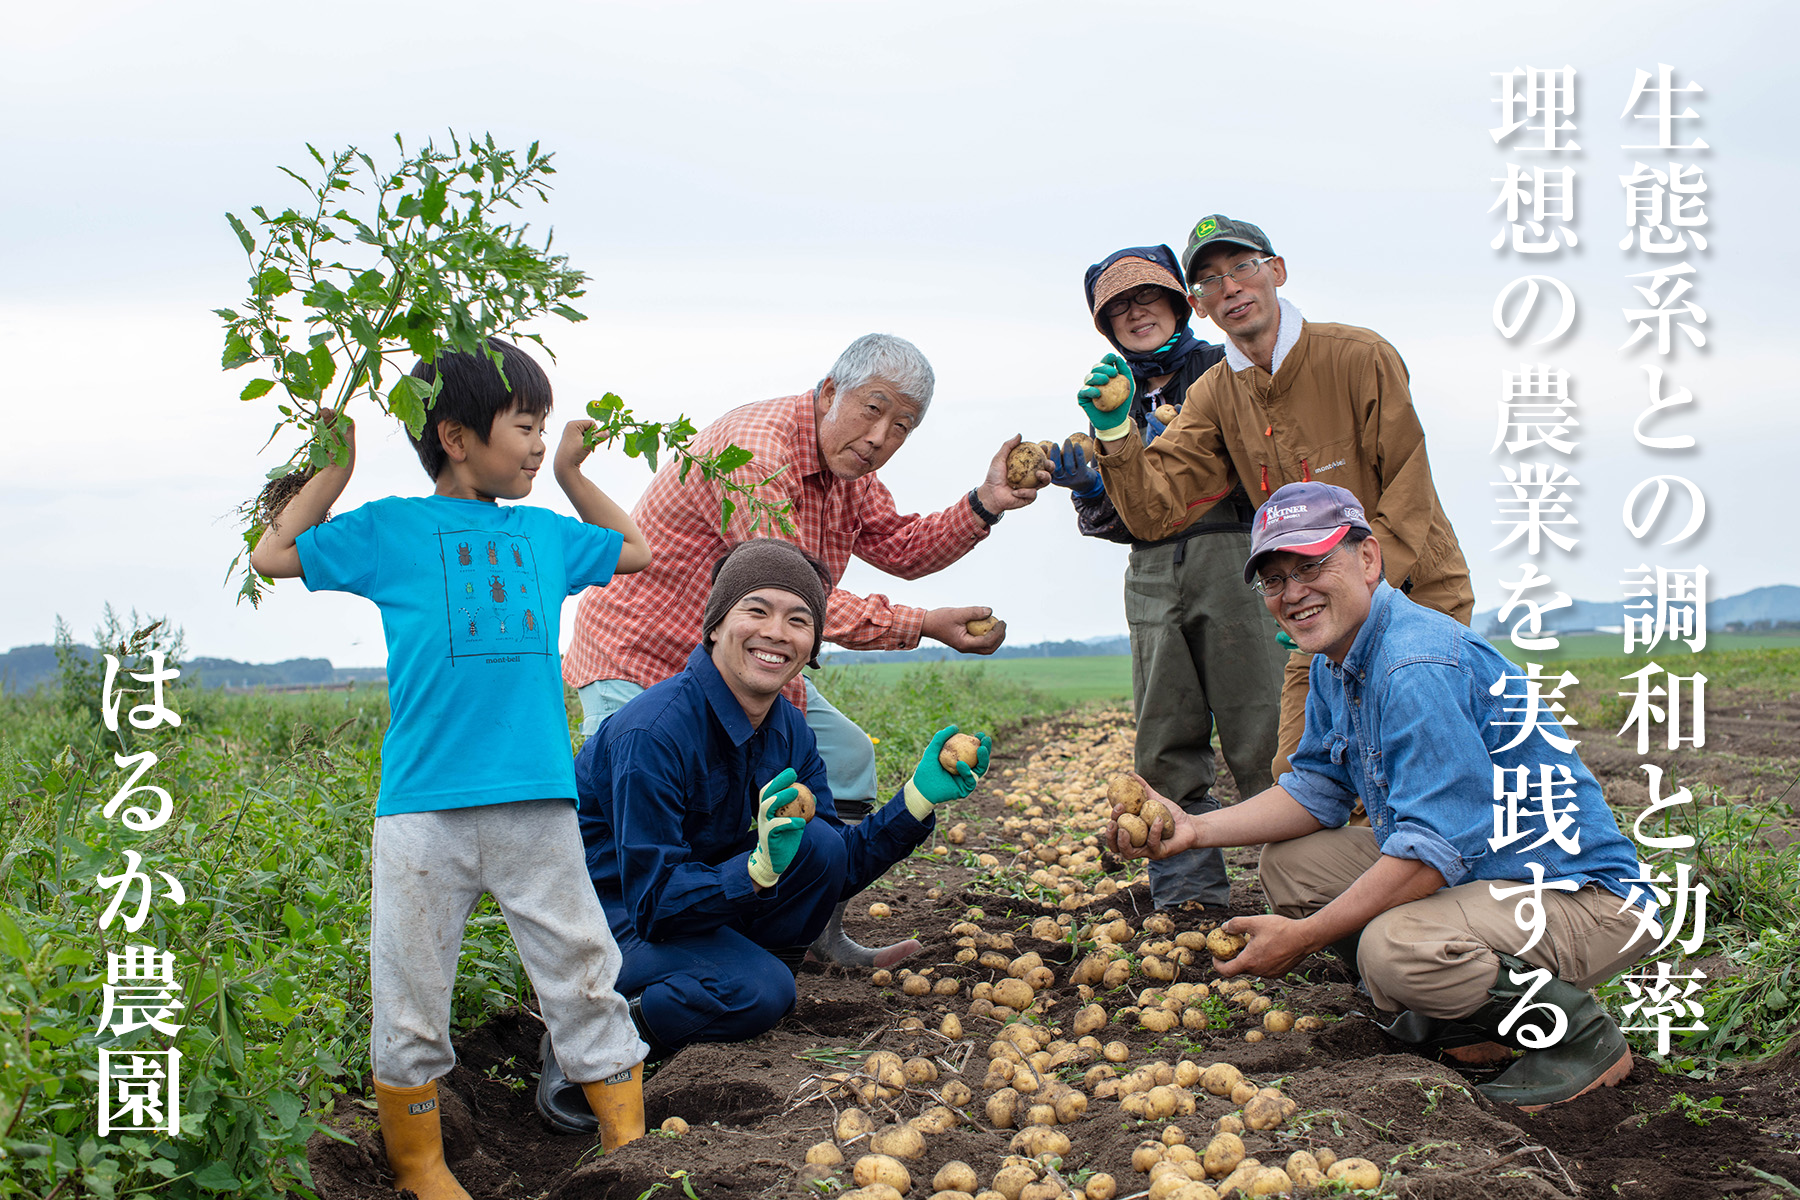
{"left": 1111, "top": 482, "right": 1654, "bottom": 1109}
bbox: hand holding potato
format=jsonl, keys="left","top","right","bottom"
{"left": 903, "top": 725, "right": 990, "bottom": 821}
{"left": 1103, "top": 774, "right": 1195, "bottom": 861}
{"left": 1209, "top": 914, "right": 1316, "bottom": 980}
{"left": 976, "top": 435, "right": 1048, "bottom": 514}
{"left": 922, "top": 606, "right": 1005, "bottom": 654}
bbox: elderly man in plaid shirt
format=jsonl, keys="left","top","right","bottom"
{"left": 564, "top": 333, "right": 1046, "bottom": 967}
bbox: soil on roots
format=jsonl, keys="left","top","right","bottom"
{"left": 308, "top": 706, "right": 1800, "bottom": 1200}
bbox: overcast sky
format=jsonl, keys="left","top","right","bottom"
{"left": 2, "top": 0, "right": 1794, "bottom": 667}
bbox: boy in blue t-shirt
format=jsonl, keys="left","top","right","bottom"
{"left": 251, "top": 339, "right": 652, "bottom": 1199}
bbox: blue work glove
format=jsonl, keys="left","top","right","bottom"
{"left": 1048, "top": 439, "right": 1103, "bottom": 498}
{"left": 904, "top": 725, "right": 991, "bottom": 821}
{"left": 1144, "top": 405, "right": 1169, "bottom": 441}
{"left": 747, "top": 768, "right": 807, "bottom": 889}
{"left": 1076, "top": 354, "right": 1135, "bottom": 441}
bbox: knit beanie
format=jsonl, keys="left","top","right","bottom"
{"left": 701, "top": 540, "right": 831, "bottom": 668}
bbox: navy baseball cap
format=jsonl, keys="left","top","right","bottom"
{"left": 1244, "top": 482, "right": 1372, "bottom": 583}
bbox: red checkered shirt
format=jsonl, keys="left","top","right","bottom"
{"left": 563, "top": 390, "right": 991, "bottom": 709}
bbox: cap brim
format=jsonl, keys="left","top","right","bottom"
{"left": 1244, "top": 524, "right": 1350, "bottom": 583}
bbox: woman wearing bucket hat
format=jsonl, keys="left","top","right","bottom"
{"left": 1044, "top": 245, "right": 1286, "bottom": 909}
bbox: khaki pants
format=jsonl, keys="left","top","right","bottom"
{"left": 1258, "top": 826, "right": 1650, "bottom": 1019}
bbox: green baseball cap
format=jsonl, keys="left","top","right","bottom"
{"left": 1180, "top": 215, "right": 1276, "bottom": 284}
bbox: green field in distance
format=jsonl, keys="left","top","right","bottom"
{"left": 817, "top": 631, "right": 1800, "bottom": 706}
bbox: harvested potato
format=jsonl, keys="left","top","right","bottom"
{"left": 1166, "top": 1184, "right": 1220, "bottom": 1200}
{"left": 1006, "top": 443, "right": 1048, "bottom": 488}
{"left": 986, "top": 1088, "right": 1020, "bottom": 1129}
{"left": 903, "top": 1057, "right": 939, "bottom": 1085}
{"left": 1213, "top": 1114, "right": 1244, "bottom": 1136}
{"left": 993, "top": 978, "right": 1034, "bottom": 1010}
{"left": 1065, "top": 433, "right": 1097, "bottom": 466}
{"left": 1073, "top": 1003, "right": 1108, "bottom": 1037}
{"left": 1199, "top": 1063, "right": 1243, "bottom": 1097}
{"left": 1242, "top": 1094, "right": 1284, "bottom": 1131}
{"left": 842, "top": 1187, "right": 904, "bottom": 1200}
{"left": 1117, "top": 813, "right": 1150, "bottom": 848}
{"left": 854, "top": 1155, "right": 912, "bottom": 1193}
{"left": 1262, "top": 1010, "right": 1294, "bottom": 1034}
{"left": 808, "top": 1140, "right": 847, "bottom": 1164}
{"left": 837, "top": 1108, "right": 875, "bottom": 1142}
{"left": 1243, "top": 1031, "right": 1264, "bottom": 1043}
{"left": 1327, "top": 1159, "right": 1381, "bottom": 1189}
{"left": 1206, "top": 929, "right": 1247, "bottom": 961}
{"left": 992, "top": 1162, "right": 1040, "bottom": 1200}
{"left": 931, "top": 1192, "right": 975, "bottom": 1200}
{"left": 1202, "top": 1132, "right": 1245, "bottom": 1178}
{"left": 1092, "top": 370, "right": 1132, "bottom": 412}
{"left": 1106, "top": 775, "right": 1146, "bottom": 814}
{"left": 912, "top": 1105, "right": 958, "bottom": 1135}
{"left": 1037, "top": 439, "right": 1059, "bottom": 458}
{"left": 941, "top": 1080, "right": 973, "bottom": 1108}
{"left": 776, "top": 781, "right": 816, "bottom": 821}
{"left": 1053, "top": 1091, "right": 1087, "bottom": 1124}
{"left": 1294, "top": 1015, "right": 1325, "bottom": 1032}
{"left": 1010, "top": 1126, "right": 1071, "bottom": 1159}
{"left": 870, "top": 1124, "right": 925, "bottom": 1160}
{"left": 1245, "top": 1168, "right": 1292, "bottom": 1196}
{"left": 939, "top": 733, "right": 983, "bottom": 774}
{"left": 1154, "top": 403, "right": 1178, "bottom": 425}
{"left": 1283, "top": 1152, "right": 1317, "bottom": 1179}
{"left": 1290, "top": 1166, "right": 1325, "bottom": 1188}
{"left": 1212, "top": 1161, "right": 1261, "bottom": 1198}
{"left": 1103, "top": 1041, "right": 1131, "bottom": 1063}
{"left": 1019, "top": 1183, "right": 1061, "bottom": 1200}
{"left": 869, "top": 902, "right": 892, "bottom": 919}
{"left": 660, "top": 1115, "right": 689, "bottom": 1133}
{"left": 1084, "top": 1173, "right": 1117, "bottom": 1200}
{"left": 1229, "top": 1081, "right": 1257, "bottom": 1106}
{"left": 902, "top": 975, "right": 931, "bottom": 996}
{"left": 965, "top": 614, "right": 997, "bottom": 635}
{"left": 1312, "top": 1148, "right": 1336, "bottom": 1172}
{"left": 936, "top": 1163, "right": 980, "bottom": 1194}
{"left": 1141, "top": 1008, "right": 1178, "bottom": 1033}
{"left": 1133, "top": 1141, "right": 1166, "bottom": 1173}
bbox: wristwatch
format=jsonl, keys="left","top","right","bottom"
{"left": 967, "top": 488, "right": 1001, "bottom": 526}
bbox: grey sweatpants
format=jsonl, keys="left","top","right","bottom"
{"left": 1125, "top": 529, "right": 1286, "bottom": 907}
{"left": 370, "top": 799, "right": 647, "bottom": 1088}
{"left": 1259, "top": 826, "right": 1650, "bottom": 1019}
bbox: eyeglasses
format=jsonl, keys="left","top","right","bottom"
{"left": 1099, "top": 286, "right": 1170, "bottom": 319}
{"left": 1189, "top": 255, "right": 1276, "bottom": 299}
{"left": 1250, "top": 546, "right": 1339, "bottom": 597}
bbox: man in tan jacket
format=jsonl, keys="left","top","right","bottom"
{"left": 1077, "top": 215, "right": 1474, "bottom": 779}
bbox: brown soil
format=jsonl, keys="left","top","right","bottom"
{"left": 309, "top": 706, "right": 1800, "bottom": 1200}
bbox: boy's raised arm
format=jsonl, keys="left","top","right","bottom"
{"left": 555, "top": 419, "right": 653, "bottom": 574}
{"left": 249, "top": 418, "right": 356, "bottom": 580}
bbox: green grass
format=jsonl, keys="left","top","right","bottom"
{"left": 811, "top": 655, "right": 1133, "bottom": 707}
{"left": 1483, "top": 631, "right": 1800, "bottom": 663}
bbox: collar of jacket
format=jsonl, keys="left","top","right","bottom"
{"left": 1329, "top": 579, "right": 1398, "bottom": 685}
{"left": 1223, "top": 296, "right": 1307, "bottom": 377}
{"left": 684, "top": 644, "right": 762, "bottom": 747}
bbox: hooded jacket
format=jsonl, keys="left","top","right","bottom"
{"left": 1074, "top": 246, "right": 1250, "bottom": 546}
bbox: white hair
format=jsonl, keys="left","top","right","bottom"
{"left": 822, "top": 333, "right": 935, "bottom": 422}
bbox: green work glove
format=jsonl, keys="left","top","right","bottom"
{"left": 1077, "top": 353, "right": 1135, "bottom": 442}
{"left": 904, "top": 725, "right": 991, "bottom": 821}
{"left": 1276, "top": 630, "right": 1299, "bottom": 651}
{"left": 748, "top": 768, "right": 807, "bottom": 889}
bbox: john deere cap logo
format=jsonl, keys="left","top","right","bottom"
{"left": 1195, "top": 217, "right": 1219, "bottom": 239}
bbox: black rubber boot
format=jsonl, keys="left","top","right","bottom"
{"left": 803, "top": 799, "right": 921, "bottom": 970}
{"left": 1461, "top": 954, "right": 1634, "bottom": 1109}
{"left": 535, "top": 1001, "right": 677, "bottom": 1136}
{"left": 1372, "top": 1007, "right": 1514, "bottom": 1065}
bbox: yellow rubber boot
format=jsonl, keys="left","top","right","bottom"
{"left": 580, "top": 1063, "right": 646, "bottom": 1153}
{"left": 372, "top": 1079, "right": 472, "bottom": 1200}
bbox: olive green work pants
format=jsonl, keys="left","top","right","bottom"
{"left": 1125, "top": 528, "right": 1287, "bottom": 908}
